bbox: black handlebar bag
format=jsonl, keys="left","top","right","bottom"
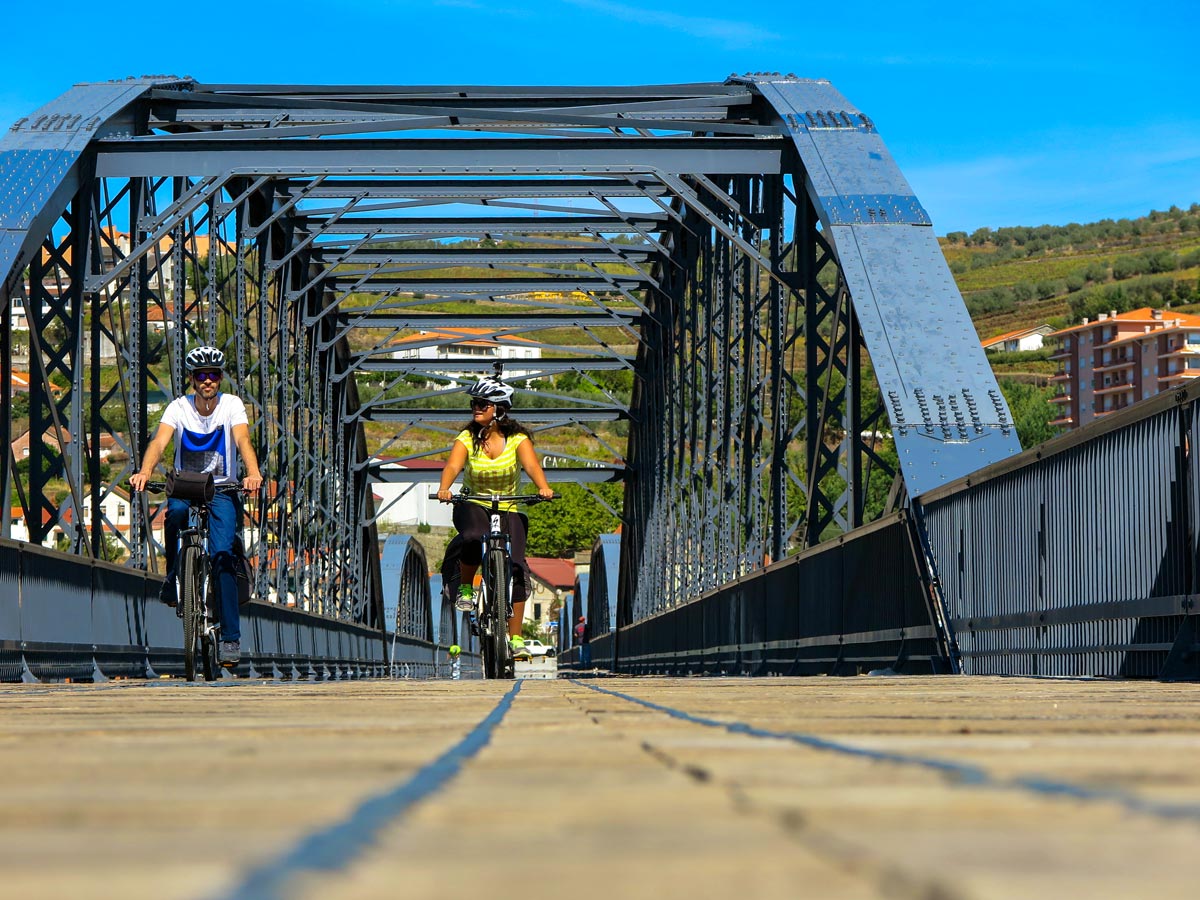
{"left": 166, "top": 470, "right": 215, "bottom": 503}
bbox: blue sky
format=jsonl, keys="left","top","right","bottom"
{"left": 1, "top": 0, "right": 1196, "bottom": 234}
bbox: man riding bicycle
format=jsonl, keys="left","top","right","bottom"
{"left": 130, "top": 346, "right": 264, "bottom": 666}
{"left": 436, "top": 375, "right": 553, "bottom": 658}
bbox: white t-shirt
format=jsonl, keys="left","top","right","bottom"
{"left": 159, "top": 393, "right": 248, "bottom": 485}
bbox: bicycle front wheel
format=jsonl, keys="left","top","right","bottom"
{"left": 484, "top": 547, "right": 512, "bottom": 680}
{"left": 179, "top": 538, "right": 203, "bottom": 682}
{"left": 200, "top": 567, "right": 219, "bottom": 682}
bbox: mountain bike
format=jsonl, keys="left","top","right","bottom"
{"left": 437, "top": 492, "right": 554, "bottom": 679}
{"left": 143, "top": 478, "right": 244, "bottom": 681}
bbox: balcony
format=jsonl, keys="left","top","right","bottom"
{"left": 1092, "top": 382, "right": 1135, "bottom": 397}
{"left": 1158, "top": 370, "right": 1200, "bottom": 385}
{"left": 1092, "top": 358, "right": 1134, "bottom": 374}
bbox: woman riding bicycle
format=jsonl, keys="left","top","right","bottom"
{"left": 436, "top": 375, "right": 553, "bottom": 652}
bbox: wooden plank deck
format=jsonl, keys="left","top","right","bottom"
{"left": 1, "top": 675, "right": 1197, "bottom": 899}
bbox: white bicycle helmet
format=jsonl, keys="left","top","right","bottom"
{"left": 185, "top": 345, "right": 226, "bottom": 372}
{"left": 466, "top": 375, "right": 514, "bottom": 408}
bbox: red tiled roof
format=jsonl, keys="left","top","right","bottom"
{"left": 525, "top": 556, "right": 576, "bottom": 589}
{"left": 981, "top": 325, "right": 1049, "bottom": 348}
{"left": 1048, "top": 308, "right": 1200, "bottom": 338}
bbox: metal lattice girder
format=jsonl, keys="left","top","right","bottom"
{"left": 0, "top": 76, "right": 1020, "bottom": 632}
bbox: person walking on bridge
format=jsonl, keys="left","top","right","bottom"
{"left": 130, "top": 346, "right": 263, "bottom": 666}
{"left": 436, "top": 375, "right": 553, "bottom": 658}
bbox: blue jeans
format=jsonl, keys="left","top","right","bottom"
{"left": 165, "top": 492, "right": 242, "bottom": 643}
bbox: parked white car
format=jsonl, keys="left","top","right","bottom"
{"left": 521, "top": 638, "right": 556, "bottom": 658}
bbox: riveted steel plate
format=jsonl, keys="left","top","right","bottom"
{"left": 0, "top": 78, "right": 193, "bottom": 291}
{"left": 831, "top": 223, "right": 1021, "bottom": 492}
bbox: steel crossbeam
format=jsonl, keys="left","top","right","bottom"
{"left": 0, "top": 76, "right": 1020, "bottom": 640}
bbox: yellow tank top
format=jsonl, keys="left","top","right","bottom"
{"left": 455, "top": 430, "right": 529, "bottom": 511}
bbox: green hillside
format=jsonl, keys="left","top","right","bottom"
{"left": 943, "top": 203, "right": 1200, "bottom": 446}
{"left": 945, "top": 204, "right": 1200, "bottom": 341}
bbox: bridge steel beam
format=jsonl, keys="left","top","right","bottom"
{"left": 0, "top": 76, "right": 1018, "bottom": 650}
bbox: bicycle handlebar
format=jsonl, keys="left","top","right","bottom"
{"left": 431, "top": 491, "right": 556, "bottom": 504}
{"left": 133, "top": 480, "right": 249, "bottom": 495}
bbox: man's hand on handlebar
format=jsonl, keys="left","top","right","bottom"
{"left": 129, "top": 472, "right": 151, "bottom": 492}
{"left": 243, "top": 474, "right": 263, "bottom": 493}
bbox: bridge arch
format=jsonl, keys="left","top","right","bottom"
{"left": 380, "top": 535, "right": 431, "bottom": 641}
{"left": 0, "top": 76, "right": 1019, "bottom": 632}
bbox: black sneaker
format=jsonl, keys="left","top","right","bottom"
{"left": 159, "top": 577, "right": 177, "bottom": 609}
{"left": 219, "top": 640, "right": 241, "bottom": 666}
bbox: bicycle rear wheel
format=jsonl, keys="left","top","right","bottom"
{"left": 178, "top": 538, "right": 203, "bottom": 682}
{"left": 484, "top": 547, "right": 512, "bottom": 680}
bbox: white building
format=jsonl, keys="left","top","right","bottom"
{"left": 371, "top": 460, "right": 456, "bottom": 527}
{"left": 982, "top": 325, "right": 1053, "bottom": 353}
{"left": 390, "top": 328, "right": 542, "bottom": 380}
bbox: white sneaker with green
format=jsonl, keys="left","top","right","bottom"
{"left": 455, "top": 584, "right": 474, "bottom": 612}
{"left": 510, "top": 636, "right": 532, "bottom": 659}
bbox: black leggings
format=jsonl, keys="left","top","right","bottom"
{"left": 452, "top": 503, "right": 530, "bottom": 603}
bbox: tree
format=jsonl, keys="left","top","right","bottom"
{"left": 525, "top": 482, "right": 622, "bottom": 557}
{"left": 999, "top": 378, "right": 1056, "bottom": 449}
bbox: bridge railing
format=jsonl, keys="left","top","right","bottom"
{"left": 918, "top": 384, "right": 1200, "bottom": 680}
{"left": 564, "top": 512, "right": 947, "bottom": 675}
{"left": 0, "top": 537, "right": 448, "bottom": 682}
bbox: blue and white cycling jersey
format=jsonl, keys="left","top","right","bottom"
{"left": 159, "top": 393, "right": 249, "bottom": 485}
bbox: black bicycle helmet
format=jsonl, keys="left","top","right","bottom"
{"left": 185, "top": 346, "right": 226, "bottom": 372}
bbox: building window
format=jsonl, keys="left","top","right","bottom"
{"left": 533, "top": 603, "right": 542, "bottom": 619}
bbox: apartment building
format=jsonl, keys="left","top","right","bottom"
{"left": 1048, "top": 307, "right": 1200, "bottom": 429}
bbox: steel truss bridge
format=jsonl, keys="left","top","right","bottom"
{"left": 2, "top": 76, "right": 1195, "bottom": 681}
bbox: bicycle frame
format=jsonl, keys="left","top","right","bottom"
{"left": 181, "top": 502, "right": 220, "bottom": 654}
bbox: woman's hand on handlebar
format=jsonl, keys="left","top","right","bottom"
{"left": 537, "top": 486, "right": 555, "bottom": 500}
{"left": 436, "top": 487, "right": 455, "bottom": 502}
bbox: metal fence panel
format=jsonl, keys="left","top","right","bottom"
{"left": 919, "top": 391, "right": 1198, "bottom": 679}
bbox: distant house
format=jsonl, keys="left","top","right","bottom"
{"left": 147, "top": 304, "right": 177, "bottom": 333}
{"left": 370, "top": 458, "right": 455, "bottom": 528}
{"left": 981, "top": 325, "right": 1053, "bottom": 353}
{"left": 10, "top": 371, "right": 66, "bottom": 397}
{"left": 11, "top": 426, "right": 72, "bottom": 461}
{"left": 389, "top": 328, "right": 543, "bottom": 381}
{"left": 524, "top": 556, "right": 576, "bottom": 628}
{"left": 80, "top": 485, "right": 165, "bottom": 543}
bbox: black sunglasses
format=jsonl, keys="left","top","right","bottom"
{"left": 470, "top": 399, "right": 494, "bottom": 410}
